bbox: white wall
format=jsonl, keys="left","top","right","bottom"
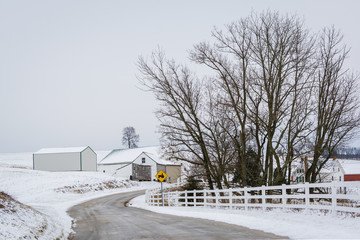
{"left": 114, "top": 164, "right": 132, "bottom": 179}
{"left": 98, "top": 163, "right": 132, "bottom": 179}
{"left": 332, "top": 161, "right": 345, "bottom": 181}
{"left": 33, "top": 152, "right": 80, "bottom": 171}
{"left": 98, "top": 163, "right": 118, "bottom": 175}
{"left": 81, "top": 147, "right": 97, "bottom": 171}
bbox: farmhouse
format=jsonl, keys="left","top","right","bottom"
{"left": 33, "top": 146, "right": 97, "bottom": 171}
{"left": 290, "top": 157, "right": 335, "bottom": 184}
{"left": 332, "top": 159, "right": 360, "bottom": 181}
{"left": 97, "top": 146, "right": 181, "bottom": 183}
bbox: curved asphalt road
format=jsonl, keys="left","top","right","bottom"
{"left": 68, "top": 190, "right": 286, "bottom": 240}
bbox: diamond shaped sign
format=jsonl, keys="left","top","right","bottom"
{"left": 155, "top": 170, "right": 167, "bottom": 182}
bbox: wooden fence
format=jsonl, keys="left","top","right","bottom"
{"left": 145, "top": 181, "right": 360, "bottom": 216}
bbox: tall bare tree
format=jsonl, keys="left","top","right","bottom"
{"left": 306, "top": 27, "right": 360, "bottom": 183}
{"left": 138, "top": 50, "right": 239, "bottom": 189}
{"left": 191, "top": 12, "right": 316, "bottom": 186}
{"left": 190, "top": 17, "right": 252, "bottom": 186}
{"left": 138, "top": 51, "right": 215, "bottom": 189}
{"left": 122, "top": 126, "right": 139, "bottom": 148}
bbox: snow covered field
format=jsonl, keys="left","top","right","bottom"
{"left": 0, "top": 152, "right": 158, "bottom": 240}
{"left": 2, "top": 152, "right": 360, "bottom": 239}
{"left": 130, "top": 194, "right": 360, "bottom": 239}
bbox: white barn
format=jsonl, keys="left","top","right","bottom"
{"left": 98, "top": 146, "right": 181, "bottom": 183}
{"left": 332, "top": 159, "right": 360, "bottom": 182}
{"left": 33, "top": 146, "right": 97, "bottom": 171}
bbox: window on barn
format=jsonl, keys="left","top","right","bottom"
{"left": 142, "top": 157, "right": 146, "bottom": 163}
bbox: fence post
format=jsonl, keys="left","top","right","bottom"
{"left": 215, "top": 190, "right": 219, "bottom": 209}
{"left": 194, "top": 189, "right": 197, "bottom": 207}
{"left": 185, "top": 190, "right": 188, "bottom": 207}
{"left": 229, "top": 190, "right": 233, "bottom": 209}
{"left": 159, "top": 193, "right": 161, "bottom": 206}
{"left": 148, "top": 191, "right": 151, "bottom": 206}
{"left": 261, "top": 185, "right": 265, "bottom": 211}
{"left": 282, "top": 184, "right": 286, "bottom": 210}
{"left": 175, "top": 191, "right": 178, "bottom": 207}
{"left": 203, "top": 189, "right": 207, "bottom": 208}
{"left": 304, "top": 182, "right": 309, "bottom": 214}
{"left": 166, "top": 191, "right": 170, "bottom": 207}
{"left": 244, "top": 187, "right": 248, "bottom": 211}
{"left": 331, "top": 181, "right": 337, "bottom": 216}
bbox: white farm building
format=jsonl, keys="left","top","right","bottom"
{"left": 33, "top": 146, "right": 97, "bottom": 171}
{"left": 98, "top": 146, "right": 181, "bottom": 183}
{"left": 332, "top": 159, "right": 360, "bottom": 182}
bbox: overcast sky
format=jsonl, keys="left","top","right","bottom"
{"left": 1, "top": 0, "right": 360, "bottom": 153}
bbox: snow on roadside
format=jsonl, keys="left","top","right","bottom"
{"left": 0, "top": 191, "right": 74, "bottom": 240}
{"left": 0, "top": 167, "right": 139, "bottom": 239}
{"left": 0, "top": 153, "right": 161, "bottom": 240}
{"left": 130, "top": 195, "right": 360, "bottom": 239}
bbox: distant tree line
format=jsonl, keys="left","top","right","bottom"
{"left": 330, "top": 147, "right": 360, "bottom": 159}
{"left": 138, "top": 11, "right": 360, "bottom": 189}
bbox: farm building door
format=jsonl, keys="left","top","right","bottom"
{"left": 132, "top": 163, "right": 151, "bottom": 181}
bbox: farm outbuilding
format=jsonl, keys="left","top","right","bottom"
{"left": 97, "top": 146, "right": 182, "bottom": 183}
{"left": 332, "top": 159, "right": 360, "bottom": 181}
{"left": 33, "top": 146, "right": 97, "bottom": 171}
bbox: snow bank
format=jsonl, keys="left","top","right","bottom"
{"left": 0, "top": 192, "right": 66, "bottom": 240}
{"left": 0, "top": 166, "right": 141, "bottom": 239}
{"left": 0, "top": 152, "right": 159, "bottom": 239}
{"left": 130, "top": 195, "right": 360, "bottom": 239}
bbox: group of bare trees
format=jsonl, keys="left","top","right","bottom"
{"left": 138, "top": 11, "right": 360, "bottom": 189}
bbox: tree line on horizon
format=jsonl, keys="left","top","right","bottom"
{"left": 138, "top": 11, "right": 360, "bottom": 189}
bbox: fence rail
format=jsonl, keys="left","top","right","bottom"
{"left": 145, "top": 181, "right": 360, "bottom": 216}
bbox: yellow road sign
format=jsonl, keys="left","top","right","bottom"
{"left": 156, "top": 170, "right": 167, "bottom": 182}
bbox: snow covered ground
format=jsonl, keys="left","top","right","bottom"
{"left": 0, "top": 152, "right": 33, "bottom": 169}
{"left": 130, "top": 194, "right": 360, "bottom": 239}
{"left": 0, "top": 152, "right": 160, "bottom": 240}
{"left": 2, "top": 152, "right": 360, "bottom": 239}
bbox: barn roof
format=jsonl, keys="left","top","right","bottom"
{"left": 338, "top": 159, "right": 360, "bottom": 175}
{"left": 95, "top": 150, "right": 112, "bottom": 163}
{"left": 35, "top": 146, "right": 90, "bottom": 154}
{"left": 144, "top": 152, "right": 179, "bottom": 166}
{"left": 98, "top": 146, "right": 179, "bottom": 165}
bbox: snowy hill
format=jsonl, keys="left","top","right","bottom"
{"left": 0, "top": 152, "right": 154, "bottom": 239}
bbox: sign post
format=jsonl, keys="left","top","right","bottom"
{"left": 155, "top": 170, "right": 168, "bottom": 207}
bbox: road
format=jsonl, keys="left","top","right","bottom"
{"left": 68, "top": 190, "right": 287, "bottom": 240}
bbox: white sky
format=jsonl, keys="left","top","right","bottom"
{"left": 1, "top": 0, "right": 360, "bottom": 152}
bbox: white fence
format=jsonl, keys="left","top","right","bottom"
{"left": 146, "top": 181, "right": 360, "bottom": 216}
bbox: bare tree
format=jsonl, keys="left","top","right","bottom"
{"left": 190, "top": 17, "right": 252, "bottom": 186}
{"left": 122, "top": 126, "right": 139, "bottom": 148}
{"left": 138, "top": 51, "right": 215, "bottom": 189}
{"left": 138, "top": 50, "right": 238, "bottom": 189}
{"left": 306, "top": 27, "right": 360, "bottom": 183}
{"left": 191, "top": 11, "right": 316, "bottom": 186}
